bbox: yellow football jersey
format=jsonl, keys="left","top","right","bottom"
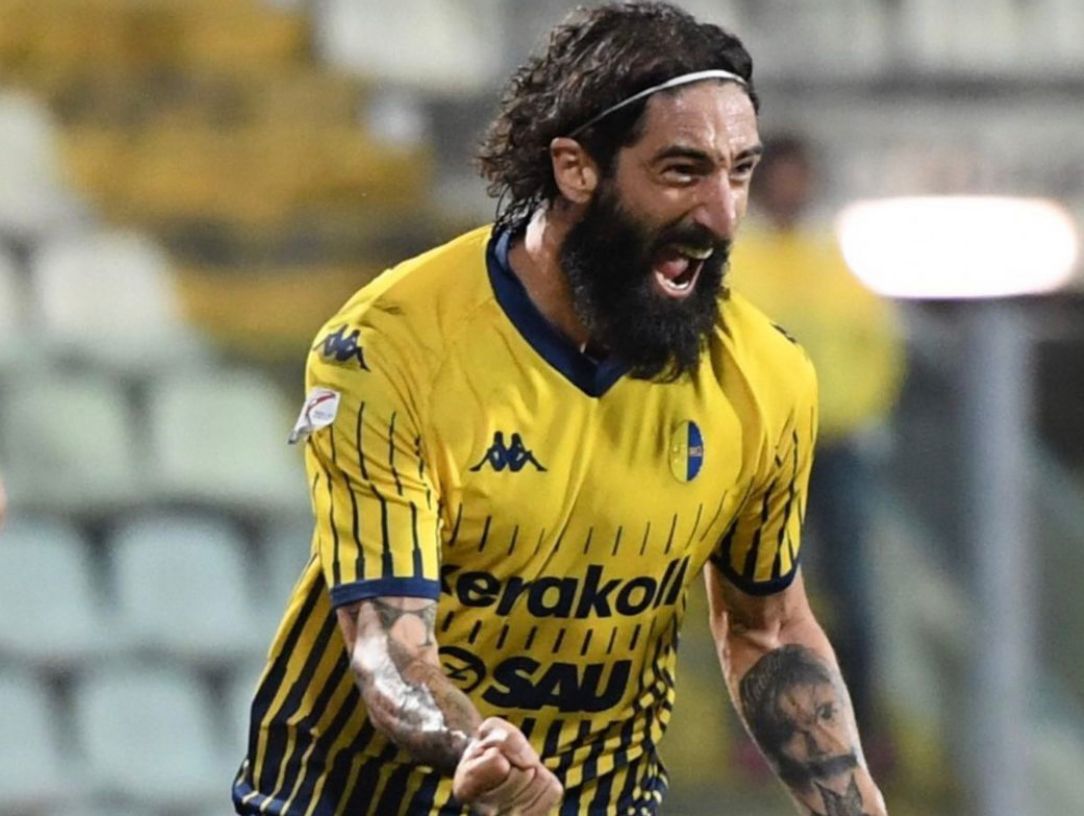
{"left": 233, "top": 226, "right": 818, "bottom": 815}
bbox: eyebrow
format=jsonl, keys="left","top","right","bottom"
{"left": 651, "top": 142, "right": 764, "bottom": 166}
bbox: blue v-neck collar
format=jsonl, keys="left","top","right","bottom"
{"left": 486, "top": 229, "right": 629, "bottom": 398}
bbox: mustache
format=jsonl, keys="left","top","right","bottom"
{"left": 806, "top": 753, "right": 859, "bottom": 779}
{"left": 779, "top": 751, "right": 861, "bottom": 791}
{"left": 652, "top": 223, "right": 732, "bottom": 260}
{"left": 646, "top": 223, "right": 732, "bottom": 270}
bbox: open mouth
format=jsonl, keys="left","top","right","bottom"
{"left": 652, "top": 243, "right": 713, "bottom": 299}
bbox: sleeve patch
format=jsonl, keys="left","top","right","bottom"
{"left": 289, "top": 387, "right": 341, "bottom": 444}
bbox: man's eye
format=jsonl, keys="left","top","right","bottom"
{"left": 817, "top": 703, "right": 836, "bottom": 721}
{"left": 665, "top": 165, "right": 697, "bottom": 179}
{"left": 731, "top": 162, "right": 756, "bottom": 179}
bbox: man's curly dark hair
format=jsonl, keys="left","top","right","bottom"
{"left": 477, "top": 1, "right": 758, "bottom": 231}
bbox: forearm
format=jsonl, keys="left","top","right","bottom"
{"left": 722, "top": 610, "right": 887, "bottom": 816}
{"left": 354, "top": 640, "right": 481, "bottom": 773}
{"left": 339, "top": 598, "right": 482, "bottom": 775}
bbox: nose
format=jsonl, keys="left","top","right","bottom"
{"left": 802, "top": 728, "right": 828, "bottom": 758}
{"left": 693, "top": 173, "right": 738, "bottom": 240}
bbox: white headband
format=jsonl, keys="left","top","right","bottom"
{"left": 568, "top": 69, "right": 748, "bottom": 137}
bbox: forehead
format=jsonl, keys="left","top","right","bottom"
{"left": 778, "top": 679, "right": 834, "bottom": 709}
{"left": 632, "top": 81, "right": 758, "bottom": 158}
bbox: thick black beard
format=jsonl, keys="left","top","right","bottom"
{"left": 559, "top": 183, "right": 729, "bottom": 381}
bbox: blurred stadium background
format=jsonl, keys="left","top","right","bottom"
{"left": 0, "top": 1, "right": 1082, "bottom": 814}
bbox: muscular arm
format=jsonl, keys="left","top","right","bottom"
{"left": 336, "top": 596, "right": 481, "bottom": 774}
{"left": 706, "top": 567, "right": 888, "bottom": 816}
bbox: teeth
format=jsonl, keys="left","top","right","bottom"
{"left": 658, "top": 272, "right": 694, "bottom": 292}
{"left": 675, "top": 245, "right": 713, "bottom": 260}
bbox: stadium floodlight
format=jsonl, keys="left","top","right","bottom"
{"left": 836, "top": 196, "right": 1079, "bottom": 299}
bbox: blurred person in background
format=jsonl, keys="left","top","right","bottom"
{"left": 731, "top": 134, "right": 906, "bottom": 756}
{"left": 233, "top": 4, "right": 887, "bottom": 815}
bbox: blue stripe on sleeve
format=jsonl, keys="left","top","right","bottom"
{"left": 329, "top": 577, "right": 441, "bottom": 607}
{"left": 710, "top": 553, "right": 801, "bottom": 596}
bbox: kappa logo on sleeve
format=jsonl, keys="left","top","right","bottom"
{"left": 312, "top": 325, "right": 369, "bottom": 369}
{"left": 288, "top": 387, "right": 341, "bottom": 444}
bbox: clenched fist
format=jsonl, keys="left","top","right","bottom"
{"left": 453, "top": 717, "right": 563, "bottom": 816}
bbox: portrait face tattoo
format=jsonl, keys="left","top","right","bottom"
{"left": 775, "top": 679, "right": 859, "bottom": 777}
{"left": 740, "top": 645, "right": 870, "bottom": 816}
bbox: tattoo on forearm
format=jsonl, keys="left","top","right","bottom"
{"left": 371, "top": 598, "right": 437, "bottom": 647}
{"left": 815, "top": 777, "right": 866, "bottom": 816}
{"left": 352, "top": 599, "right": 478, "bottom": 774}
{"left": 739, "top": 644, "right": 871, "bottom": 816}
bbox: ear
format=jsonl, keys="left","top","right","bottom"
{"left": 549, "top": 137, "right": 599, "bottom": 205}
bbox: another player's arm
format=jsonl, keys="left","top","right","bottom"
{"left": 705, "top": 568, "right": 888, "bottom": 816}
{"left": 336, "top": 597, "right": 563, "bottom": 814}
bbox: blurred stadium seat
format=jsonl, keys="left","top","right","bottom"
{"left": 225, "top": 657, "right": 268, "bottom": 765}
{"left": 0, "top": 670, "right": 73, "bottom": 811}
{"left": 0, "top": 243, "right": 21, "bottom": 324}
{"left": 316, "top": 0, "right": 503, "bottom": 93}
{"left": 110, "top": 513, "right": 262, "bottom": 666}
{"left": 144, "top": 368, "right": 305, "bottom": 511}
{"left": 3, "top": 0, "right": 435, "bottom": 372}
{"left": 0, "top": 242, "right": 31, "bottom": 372}
{"left": 260, "top": 514, "right": 314, "bottom": 615}
{"left": 74, "top": 663, "right": 224, "bottom": 810}
{"left": 29, "top": 228, "right": 207, "bottom": 373}
{"left": 174, "top": 263, "right": 381, "bottom": 363}
{"left": 0, "top": 517, "right": 111, "bottom": 670}
{"left": 56, "top": 807, "right": 162, "bottom": 816}
{"left": 0, "top": 90, "right": 86, "bottom": 242}
{"left": 0, "top": 370, "right": 139, "bottom": 512}
{"left": 0, "top": 0, "right": 307, "bottom": 79}
{"left": 61, "top": 123, "right": 431, "bottom": 228}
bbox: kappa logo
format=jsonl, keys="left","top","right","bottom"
{"left": 470, "top": 431, "right": 546, "bottom": 473}
{"left": 313, "top": 324, "right": 369, "bottom": 369}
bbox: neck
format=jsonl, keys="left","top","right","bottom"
{"left": 506, "top": 205, "right": 592, "bottom": 350}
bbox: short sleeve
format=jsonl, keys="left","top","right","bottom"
{"left": 297, "top": 320, "right": 441, "bottom": 608}
{"left": 711, "top": 359, "right": 818, "bottom": 596}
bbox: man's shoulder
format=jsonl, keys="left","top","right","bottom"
{"left": 721, "top": 289, "right": 811, "bottom": 362}
{"left": 317, "top": 226, "right": 495, "bottom": 346}
{"left": 305, "top": 226, "right": 497, "bottom": 394}
{"left": 717, "top": 288, "right": 817, "bottom": 408}
{"left": 348, "top": 225, "right": 493, "bottom": 321}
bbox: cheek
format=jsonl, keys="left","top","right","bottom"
{"left": 735, "top": 187, "right": 750, "bottom": 221}
{"left": 781, "top": 731, "right": 808, "bottom": 759}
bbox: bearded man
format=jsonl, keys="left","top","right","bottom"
{"left": 233, "top": 3, "right": 888, "bottom": 815}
